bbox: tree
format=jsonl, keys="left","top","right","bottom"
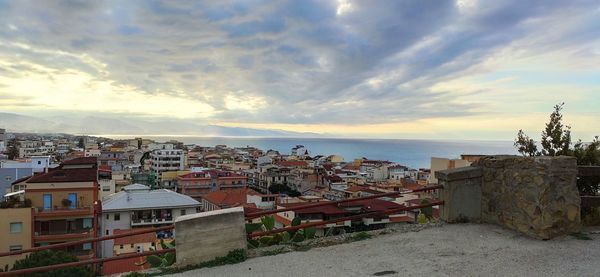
{"left": 11, "top": 250, "right": 94, "bottom": 277}
{"left": 514, "top": 103, "right": 573, "bottom": 157}
{"left": 514, "top": 103, "right": 600, "bottom": 220}
{"left": 77, "top": 137, "right": 85, "bottom": 148}
{"left": 514, "top": 129, "right": 538, "bottom": 156}
{"left": 540, "top": 103, "right": 572, "bottom": 156}
{"left": 6, "top": 138, "right": 19, "bottom": 160}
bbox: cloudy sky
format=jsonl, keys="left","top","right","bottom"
{"left": 0, "top": 0, "right": 599, "bottom": 139}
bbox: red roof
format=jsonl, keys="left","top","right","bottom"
{"left": 276, "top": 160, "right": 308, "bottom": 167}
{"left": 114, "top": 229, "right": 157, "bottom": 245}
{"left": 26, "top": 157, "right": 98, "bottom": 183}
{"left": 26, "top": 168, "right": 97, "bottom": 183}
{"left": 390, "top": 216, "right": 414, "bottom": 223}
{"left": 98, "top": 165, "right": 112, "bottom": 172}
{"left": 202, "top": 189, "right": 247, "bottom": 208}
{"left": 102, "top": 256, "right": 149, "bottom": 275}
{"left": 278, "top": 202, "right": 349, "bottom": 216}
{"left": 338, "top": 199, "right": 404, "bottom": 212}
{"left": 62, "top": 157, "right": 97, "bottom": 165}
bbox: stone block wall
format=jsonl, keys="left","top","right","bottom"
{"left": 438, "top": 155, "right": 581, "bottom": 239}
{"left": 473, "top": 155, "right": 580, "bottom": 239}
{"left": 175, "top": 207, "right": 247, "bottom": 267}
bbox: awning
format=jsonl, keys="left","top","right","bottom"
{"left": 4, "top": 190, "right": 25, "bottom": 198}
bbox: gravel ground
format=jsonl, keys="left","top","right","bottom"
{"left": 168, "top": 223, "right": 600, "bottom": 277}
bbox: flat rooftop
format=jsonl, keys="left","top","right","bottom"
{"left": 168, "top": 223, "right": 600, "bottom": 277}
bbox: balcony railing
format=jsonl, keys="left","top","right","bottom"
{"left": 131, "top": 218, "right": 174, "bottom": 226}
{"left": 34, "top": 206, "right": 94, "bottom": 217}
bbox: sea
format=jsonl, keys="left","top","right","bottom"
{"left": 105, "top": 136, "right": 517, "bottom": 169}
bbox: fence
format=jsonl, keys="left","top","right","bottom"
{"left": 245, "top": 185, "right": 444, "bottom": 238}
{"left": 0, "top": 225, "right": 174, "bottom": 276}
{"left": 579, "top": 166, "right": 600, "bottom": 208}
{"left": 0, "top": 185, "right": 444, "bottom": 276}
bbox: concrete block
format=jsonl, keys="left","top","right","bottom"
{"left": 438, "top": 167, "right": 482, "bottom": 223}
{"left": 175, "top": 207, "right": 247, "bottom": 267}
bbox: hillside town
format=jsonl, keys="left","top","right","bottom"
{"left": 0, "top": 129, "right": 479, "bottom": 274}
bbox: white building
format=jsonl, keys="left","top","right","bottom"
{"left": 149, "top": 144, "right": 184, "bottom": 185}
{"left": 0, "top": 128, "right": 6, "bottom": 152}
{"left": 100, "top": 184, "right": 200, "bottom": 257}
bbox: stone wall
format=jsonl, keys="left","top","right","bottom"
{"left": 474, "top": 155, "right": 580, "bottom": 239}
{"left": 175, "top": 207, "right": 247, "bottom": 267}
{"left": 438, "top": 155, "right": 581, "bottom": 239}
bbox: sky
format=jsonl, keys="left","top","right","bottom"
{"left": 0, "top": 0, "right": 599, "bottom": 140}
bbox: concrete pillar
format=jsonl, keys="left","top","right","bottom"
{"left": 175, "top": 207, "right": 247, "bottom": 267}
{"left": 437, "top": 167, "right": 482, "bottom": 223}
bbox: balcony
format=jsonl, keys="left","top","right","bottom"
{"left": 34, "top": 231, "right": 93, "bottom": 242}
{"left": 131, "top": 217, "right": 174, "bottom": 226}
{"left": 131, "top": 209, "right": 173, "bottom": 226}
{"left": 34, "top": 206, "right": 94, "bottom": 218}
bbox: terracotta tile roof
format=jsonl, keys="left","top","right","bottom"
{"left": 62, "top": 157, "right": 98, "bottom": 165}
{"left": 102, "top": 256, "right": 149, "bottom": 275}
{"left": 98, "top": 165, "right": 112, "bottom": 172}
{"left": 278, "top": 202, "right": 349, "bottom": 216}
{"left": 390, "top": 216, "right": 414, "bottom": 223}
{"left": 273, "top": 214, "right": 292, "bottom": 226}
{"left": 276, "top": 160, "right": 308, "bottom": 167}
{"left": 202, "top": 189, "right": 246, "bottom": 208}
{"left": 26, "top": 167, "right": 97, "bottom": 183}
{"left": 338, "top": 199, "right": 404, "bottom": 212}
{"left": 342, "top": 164, "right": 360, "bottom": 171}
{"left": 113, "top": 228, "right": 157, "bottom": 245}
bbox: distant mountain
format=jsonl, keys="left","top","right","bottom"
{"left": 0, "top": 112, "right": 319, "bottom": 137}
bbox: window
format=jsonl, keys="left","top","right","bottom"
{"left": 180, "top": 209, "right": 186, "bottom": 216}
{"left": 130, "top": 244, "right": 134, "bottom": 248}
{"left": 114, "top": 213, "right": 120, "bottom": 221}
{"left": 37, "top": 161, "right": 41, "bottom": 165}
{"left": 83, "top": 243, "right": 92, "bottom": 250}
{"left": 120, "top": 245, "right": 124, "bottom": 249}
{"left": 83, "top": 218, "right": 92, "bottom": 229}
{"left": 106, "top": 214, "right": 110, "bottom": 220}
{"left": 9, "top": 245, "right": 22, "bottom": 252}
{"left": 10, "top": 222, "right": 22, "bottom": 233}
{"left": 105, "top": 230, "right": 109, "bottom": 235}
{"left": 43, "top": 194, "right": 52, "bottom": 210}
{"left": 4, "top": 176, "right": 11, "bottom": 181}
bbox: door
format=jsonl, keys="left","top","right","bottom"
{"left": 68, "top": 193, "right": 77, "bottom": 209}
{"left": 43, "top": 194, "right": 52, "bottom": 210}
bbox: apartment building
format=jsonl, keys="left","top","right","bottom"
{"left": 149, "top": 144, "right": 184, "bottom": 187}
{"left": 0, "top": 207, "right": 32, "bottom": 269}
{"left": 0, "top": 128, "right": 5, "bottom": 152}
{"left": 177, "top": 170, "right": 247, "bottom": 198}
{"left": 100, "top": 184, "right": 200, "bottom": 257}
{"left": 23, "top": 157, "right": 99, "bottom": 260}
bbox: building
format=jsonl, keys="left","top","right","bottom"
{"left": 149, "top": 144, "right": 184, "bottom": 187}
{"left": 0, "top": 128, "right": 6, "bottom": 152}
{"left": 177, "top": 170, "right": 247, "bottom": 198}
{"left": 100, "top": 184, "right": 200, "bottom": 257}
{"left": 0, "top": 207, "right": 32, "bottom": 269}
{"left": 428, "top": 157, "right": 470, "bottom": 184}
{"left": 1, "top": 168, "right": 33, "bottom": 195}
{"left": 112, "top": 228, "right": 159, "bottom": 256}
{"left": 23, "top": 157, "right": 99, "bottom": 260}
{"left": 201, "top": 188, "right": 277, "bottom": 212}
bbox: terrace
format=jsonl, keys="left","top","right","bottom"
{"left": 0, "top": 156, "right": 598, "bottom": 276}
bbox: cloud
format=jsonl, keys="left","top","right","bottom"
{"left": 0, "top": 0, "right": 599, "bottom": 138}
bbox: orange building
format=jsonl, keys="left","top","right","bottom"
{"left": 177, "top": 170, "right": 247, "bottom": 198}
{"left": 23, "top": 157, "right": 99, "bottom": 260}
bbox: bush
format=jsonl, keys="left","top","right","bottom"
{"left": 11, "top": 250, "right": 94, "bottom": 277}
